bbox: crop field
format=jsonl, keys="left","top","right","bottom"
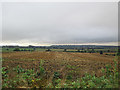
{"left": 1, "top": 47, "right": 118, "bottom": 52}
{"left": 2, "top": 50, "right": 119, "bottom": 88}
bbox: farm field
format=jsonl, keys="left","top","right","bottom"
{"left": 2, "top": 51, "right": 119, "bottom": 88}
{"left": 1, "top": 47, "right": 118, "bottom": 53}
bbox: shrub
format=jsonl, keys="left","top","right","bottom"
{"left": 46, "top": 49, "right": 51, "bottom": 52}
{"left": 13, "top": 48, "right": 20, "bottom": 51}
{"left": 77, "top": 49, "right": 80, "bottom": 52}
{"left": 91, "top": 49, "right": 95, "bottom": 53}
{"left": 63, "top": 49, "right": 67, "bottom": 52}
{"left": 100, "top": 51, "right": 103, "bottom": 54}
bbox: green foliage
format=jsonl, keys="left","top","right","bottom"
{"left": 46, "top": 49, "right": 51, "bottom": 52}
{"left": 46, "top": 58, "right": 118, "bottom": 88}
{"left": 2, "top": 67, "right": 8, "bottom": 79}
{"left": 66, "top": 65, "right": 76, "bottom": 69}
{"left": 53, "top": 72, "right": 61, "bottom": 79}
{"left": 39, "top": 60, "right": 45, "bottom": 75}
{"left": 13, "top": 48, "right": 20, "bottom": 51}
{"left": 2, "top": 58, "right": 118, "bottom": 88}
{"left": 63, "top": 49, "right": 67, "bottom": 52}
{"left": 13, "top": 65, "right": 25, "bottom": 74}
{"left": 66, "top": 75, "right": 72, "bottom": 80}
{"left": 2, "top": 60, "right": 46, "bottom": 88}
{"left": 100, "top": 51, "right": 103, "bottom": 54}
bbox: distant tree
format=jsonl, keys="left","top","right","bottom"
{"left": 118, "top": 49, "right": 120, "bottom": 52}
{"left": 81, "top": 51, "right": 83, "bottom": 53}
{"left": 13, "top": 48, "right": 20, "bottom": 51}
{"left": 107, "top": 50, "right": 110, "bottom": 52}
{"left": 84, "top": 50, "right": 87, "bottom": 53}
{"left": 117, "top": 49, "right": 120, "bottom": 56}
{"left": 91, "top": 49, "right": 95, "bottom": 53}
{"left": 29, "top": 45, "right": 34, "bottom": 48}
{"left": 23, "top": 49, "right": 27, "bottom": 51}
{"left": 77, "top": 49, "right": 80, "bottom": 52}
{"left": 100, "top": 51, "right": 103, "bottom": 54}
{"left": 87, "top": 48, "right": 89, "bottom": 50}
{"left": 81, "top": 48, "right": 84, "bottom": 50}
{"left": 113, "top": 54, "right": 115, "bottom": 56}
{"left": 89, "top": 51, "right": 92, "bottom": 53}
{"left": 64, "top": 49, "right": 67, "bottom": 52}
{"left": 87, "top": 48, "right": 90, "bottom": 53}
{"left": 46, "top": 49, "right": 51, "bottom": 51}
{"left": 6, "top": 48, "right": 9, "bottom": 51}
{"left": 33, "top": 48, "right": 36, "bottom": 51}
{"left": 96, "top": 51, "right": 98, "bottom": 53}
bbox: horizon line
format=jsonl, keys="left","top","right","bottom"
{"left": 0, "top": 44, "right": 118, "bottom": 46}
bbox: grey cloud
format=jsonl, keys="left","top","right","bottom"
{"left": 2, "top": 2, "right": 118, "bottom": 45}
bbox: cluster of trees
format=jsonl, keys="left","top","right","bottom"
{"left": 13, "top": 48, "right": 36, "bottom": 51}
{"left": 46, "top": 49, "right": 51, "bottom": 52}
{"left": 45, "top": 48, "right": 104, "bottom": 54}
{"left": 10, "top": 47, "right": 119, "bottom": 56}
{"left": 50, "top": 45, "right": 117, "bottom": 49}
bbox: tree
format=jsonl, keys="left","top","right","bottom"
{"left": 81, "top": 51, "right": 84, "bottom": 53}
{"left": 87, "top": 48, "right": 89, "bottom": 53}
{"left": 100, "top": 51, "right": 103, "bottom": 54}
{"left": 46, "top": 49, "right": 51, "bottom": 51}
{"left": 117, "top": 49, "right": 120, "bottom": 56}
{"left": 107, "top": 50, "right": 110, "bottom": 52}
{"left": 77, "top": 49, "right": 80, "bottom": 52}
{"left": 91, "top": 49, "right": 95, "bottom": 53}
{"left": 64, "top": 49, "right": 67, "bottom": 52}
{"left": 13, "top": 48, "right": 20, "bottom": 51}
{"left": 33, "top": 48, "right": 36, "bottom": 51}
{"left": 84, "top": 50, "right": 87, "bottom": 53}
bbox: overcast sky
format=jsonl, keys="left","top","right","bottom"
{"left": 1, "top": 2, "right": 118, "bottom": 46}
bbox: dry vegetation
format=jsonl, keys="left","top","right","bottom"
{"left": 2, "top": 51, "right": 117, "bottom": 88}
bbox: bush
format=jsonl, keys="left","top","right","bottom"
{"left": 46, "top": 49, "right": 51, "bottom": 52}
{"left": 13, "top": 48, "right": 20, "bottom": 51}
{"left": 63, "top": 49, "right": 67, "bottom": 52}
{"left": 77, "top": 49, "right": 80, "bottom": 52}
{"left": 100, "top": 51, "right": 103, "bottom": 54}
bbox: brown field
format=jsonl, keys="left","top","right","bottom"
{"left": 2, "top": 51, "right": 116, "bottom": 87}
